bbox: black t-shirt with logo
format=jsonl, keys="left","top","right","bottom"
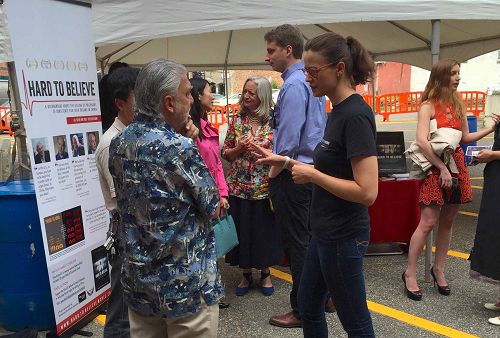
{"left": 310, "top": 94, "right": 377, "bottom": 244}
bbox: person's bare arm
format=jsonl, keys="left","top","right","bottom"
{"left": 291, "top": 156, "right": 378, "bottom": 206}
{"left": 460, "top": 113, "right": 500, "bottom": 144}
{"left": 415, "top": 102, "right": 453, "bottom": 188}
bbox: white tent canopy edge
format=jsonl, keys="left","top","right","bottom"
{"left": 92, "top": 0, "right": 500, "bottom": 71}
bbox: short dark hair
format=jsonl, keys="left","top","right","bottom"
{"left": 107, "top": 67, "right": 140, "bottom": 104}
{"left": 108, "top": 61, "right": 129, "bottom": 75}
{"left": 264, "top": 24, "right": 304, "bottom": 59}
{"left": 99, "top": 62, "right": 131, "bottom": 130}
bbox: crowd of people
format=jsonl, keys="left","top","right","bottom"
{"left": 94, "top": 24, "right": 500, "bottom": 338}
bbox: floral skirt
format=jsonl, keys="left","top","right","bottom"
{"left": 419, "top": 147, "right": 472, "bottom": 206}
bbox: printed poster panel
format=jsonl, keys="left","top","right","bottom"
{"left": 5, "top": 0, "right": 110, "bottom": 334}
{"left": 376, "top": 131, "right": 407, "bottom": 175}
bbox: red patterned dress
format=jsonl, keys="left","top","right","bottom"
{"left": 419, "top": 103, "right": 472, "bottom": 206}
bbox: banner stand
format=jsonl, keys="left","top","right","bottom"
{"left": 45, "top": 305, "right": 105, "bottom": 338}
{"left": 4, "top": 0, "right": 111, "bottom": 334}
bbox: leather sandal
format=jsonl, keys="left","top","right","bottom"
{"left": 260, "top": 270, "right": 274, "bottom": 296}
{"left": 235, "top": 272, "right": 252, "bottom": 296}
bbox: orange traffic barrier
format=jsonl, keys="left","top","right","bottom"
{"left": 378, "top": 92, "right": 421, "bottom": 121}
{"left": 461, "top": 91, "right": 486, "bottom": 117}
{"left": 0, "top": 106, "right": 13, "bottom": 136}
{"left": 208, "top": 91, "right": 487, "bottom": 128}
{"left": 376, "top": 91, "right": 486, "bottom": 121}
{"left": 207, "top": 105, "right": 229, "bottom": 131}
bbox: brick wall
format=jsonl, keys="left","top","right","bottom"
{"left": 374, "top": 62, "right": 411, "bottom": 96}
{"left": 199, "top": 69, "right": 283, "bottom": 96}
{"left": 230, "top": 70, "right": 283, "bottom": 96}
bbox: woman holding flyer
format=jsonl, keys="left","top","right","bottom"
{"left": 403, "top": 59, "right": 500, "bottom": 301}
{"left": 470, "top": 121, "right": 500, "bottom": 326}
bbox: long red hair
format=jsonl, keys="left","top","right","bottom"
{"left": 421, "top": 59, "right": 464, "bottom": 121}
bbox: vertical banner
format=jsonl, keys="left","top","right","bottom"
{"left": 5, "top": 0, "right": 110, "bottom": 334}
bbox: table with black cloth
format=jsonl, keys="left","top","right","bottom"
{"left": 368, "top": 179, "right": 421, "bottom": 246}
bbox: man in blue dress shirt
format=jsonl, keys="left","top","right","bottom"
{"left": 265, "top": 24, "right": 327, "bottom": 328}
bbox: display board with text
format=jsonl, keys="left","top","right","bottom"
{"left": 5, "top": 0, "right": 110, "bottom": 334}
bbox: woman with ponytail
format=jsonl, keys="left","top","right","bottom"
{"left": 403, "top": 59, "right": 500, "bottom": 301}
{"left": 253, "top": 32, "right": 377, "bottom": 337}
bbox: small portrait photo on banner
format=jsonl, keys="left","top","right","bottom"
{"left": 53, "top": 135, "right": 69, "bottom": 161}
{"left": 86, "top": 131, "right": 99, "bottom": 155}
{"left": 70, "top": 133, "right": 85, "bottom": 157}
{"left": 31, "top": 137, "right": 51, "bottom": 164}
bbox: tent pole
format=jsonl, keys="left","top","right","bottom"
{"left": 431, "top": 20, "right": 441, "bottom": 65}
{"left": 424, "top": 19, "right": 441, "bottom": 283}
{"left": 224, "top": 30, "right": 233, "bottom": 124}
{"left": 100, "top": 59, "right": 106, "bottom": 75}
{"left": 372, "top": 64, "right": 376, "bottom": 112}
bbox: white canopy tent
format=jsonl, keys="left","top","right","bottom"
{"left": 92, "top": 0, "right": 500, "bottom": 71}
{"left": 2, "top": 1, "right": 500, "bottom": 70}
{"left": 2, "top": 0, "right": 500, "bottom": 278}
{"left": 91, "top": 0, "right": 500, "bottom": 280}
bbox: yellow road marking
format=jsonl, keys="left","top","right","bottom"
{"left": 431, "top": 247, "right": 470, "bottom": 260}
{"left": 471, "top": 185, "right": 483, "bottom": 190}
{"left": 269, "top": 269, "right": 477, "bottom": 337}
{"left": 459, "top": 211, "right": 478, "bottom": 217}
{"left": 96, "top": 257, "right": 477, "bottom": 334}
{"left": 96, "top": 314, "right": 106, "bottom": 326}
{"left": 269, "top": 267, "right": 292, "bottom": 283}
{"left": 469, "top": 177, "right": 483, "bottom": 180}
{"left": 367, "top": 302, "right": 478, "bottom": 338}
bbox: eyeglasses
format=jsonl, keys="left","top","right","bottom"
{"left": 301, "top": 62, "right": 336, "bottom": 79}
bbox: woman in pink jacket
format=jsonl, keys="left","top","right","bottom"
{"left": 189, "top": 78, "right": 230, "bottom": 210}
{"left": 189, "top": 78, "right": 230, "bottom": 309}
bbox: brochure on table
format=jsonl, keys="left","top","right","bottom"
{"left": 5, "top": 0, "right": 109, "bottom": 334}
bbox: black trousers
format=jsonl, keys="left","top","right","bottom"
{"left": 269, "top": 170, "right": 312, "bottom": 317}
{"left": 104, "top": 236, "right": 130, "bottom": 337}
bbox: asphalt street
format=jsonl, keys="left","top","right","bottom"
{"left": 1, "top": 113, "right": 499, "bottom": 337}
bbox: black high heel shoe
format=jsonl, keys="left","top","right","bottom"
{"left": 430, "top": 267, "right": 451, "bottom": 296}
{"left": 402, "top": 272, "right": 422, "bottom": 301}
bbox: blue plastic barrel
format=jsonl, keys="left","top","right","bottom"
{"left": 460, "top": 115, "right": 477, "bottom": 165}
{"left": 0, "top": 180, "right": 55, "bottom": 331}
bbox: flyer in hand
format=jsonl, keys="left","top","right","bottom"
{"left": 465, "top": 145, "right": 492, "bottom": 157}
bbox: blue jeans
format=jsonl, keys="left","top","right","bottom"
{"left": 298, "top": 231, "right": 375, "bottom": 338}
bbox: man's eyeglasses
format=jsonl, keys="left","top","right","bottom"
{"left": 301, "top": 62, "right": 336, "bottom": 79}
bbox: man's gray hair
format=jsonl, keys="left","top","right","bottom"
{"left": 134, "top": 59, "right": 187, "bottom": 116}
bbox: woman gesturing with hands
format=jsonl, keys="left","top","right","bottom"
{"left": 221, "top": 76, "right": 283, "bottom": 298}
{"left": 254, "top": 32, "right": 378, "bottom": 338}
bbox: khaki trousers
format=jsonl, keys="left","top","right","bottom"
{"left": 128, "top": 299, "right": 219, "bottom": 338}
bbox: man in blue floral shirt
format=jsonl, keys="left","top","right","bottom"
{"left": 109, "top": 59, "right": 222, "bottom": 338}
